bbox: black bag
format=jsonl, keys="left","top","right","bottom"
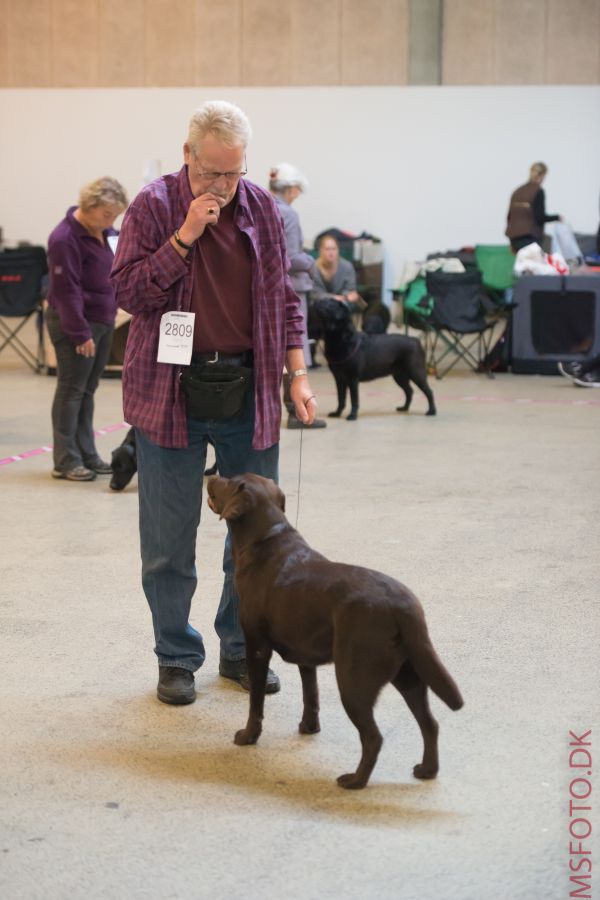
{"left": 180, "top": 364, "right": 252, "bottom": 420}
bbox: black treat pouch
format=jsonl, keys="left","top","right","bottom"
{"left": 180, "top": 364, "right": 252, "bottom": 420}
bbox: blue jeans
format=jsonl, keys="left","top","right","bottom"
{"left": 135, "top": 381, "right": 279, "bottom": 672}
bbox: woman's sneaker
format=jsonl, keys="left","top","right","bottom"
{"left": 52, "top": 466, "right": 96, "bottom": 481}
{"left": 574, "top": 371, "right": 600, "bottom": 388}
{"left": 558, "top": 361, "right": 583, "bottom": 381}
{"left": 86, "top": 458, "right": 113, "bottom": 475}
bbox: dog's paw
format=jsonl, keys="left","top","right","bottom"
{"left": 298, "top": 718, "right": 320, "bottom": 735}
{"left": 396, "top": 405, "right": 409, "bottom": 413}
{"left": 337, "top": 772, "right": 368, "bottom": 790}
{"left": 234, "top": 728, "right": 259, "bottom": 746}
{"left": 328, "top": 411, "right": 342, "bottom": 418}
{"left": 425, "top": 409, "right": 437, "bottom": 416}
{"left": 346, "top": 412, "right": 358, "bottom": 421}
{"left": 413, "top": 763, "right": 438, "bottom": 779}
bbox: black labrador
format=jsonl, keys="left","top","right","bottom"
{"left": 314, "top": 298, "right": 436, "bottom": 419}
{"left": 109, "top": 428, "right": 217, "bottom": 491}
{"left": 109, "top": 428, "right": 137, "bottom": 491}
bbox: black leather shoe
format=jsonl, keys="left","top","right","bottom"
{"left": 157, "top": 666, "right": 196, "bottom": 705}
{"left": 219, "top": 657, "right": 281, "bottom": 694}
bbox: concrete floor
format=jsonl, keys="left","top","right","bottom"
{"left": 0, "top": 336, "right": 599, "bottom": 900}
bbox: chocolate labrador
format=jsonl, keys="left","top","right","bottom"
{"left": 207, "top": 473, "right": 463, "bottom": 789}
{"left": 313, "top": 298, "right": 436, "bottom": 419}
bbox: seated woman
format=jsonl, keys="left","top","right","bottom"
{"left": 312, "top": 233, "right": 366, "bottom": 314}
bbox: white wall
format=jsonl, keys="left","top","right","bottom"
{"left": 1, "top": 86, "right": 599, "bottom": 292}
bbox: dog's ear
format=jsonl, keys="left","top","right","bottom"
{"left": 262, "top": 477, "right": 285, "bottom": 512}
{"left": 219, "top": 481, "right": 249, "bottom": 520}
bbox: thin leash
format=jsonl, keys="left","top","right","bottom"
{"left": 295, "top": 427, "right": 303, "bottom": 529}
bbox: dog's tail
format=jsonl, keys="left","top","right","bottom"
{"left": 402, "top": 618, "right": 464, "bottom": 710}
{"left": 412, "top": 643, "right": 463, "bottom": 710}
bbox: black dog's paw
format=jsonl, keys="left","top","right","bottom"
{"left": 328, "top": 410, "right": 342, "bottom": 418}
{"left": 425, "top": 409, "right": 437, "bottom": 417}
{"left": 396, "top": 405, "right": 410, "bottom": 413}
{"left": 346, "top": 412, "right": 358, "bottom": 421}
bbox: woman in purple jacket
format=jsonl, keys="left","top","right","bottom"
{"left": 47, "top": 177, "right": 128, "bottom": 481}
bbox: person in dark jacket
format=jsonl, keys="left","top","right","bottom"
{"left": 505, "top": 162, "right": 563, "bottom": 253}
{"left": 47, "top": 177, "right": 128, "bottom": 481}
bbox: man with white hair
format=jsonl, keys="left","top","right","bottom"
{"left": 112, "top": 100, "right": 318, "bottom": 704}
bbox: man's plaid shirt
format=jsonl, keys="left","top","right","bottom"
{"left": 111, "top": 167, "right": 305, "bottom": 449}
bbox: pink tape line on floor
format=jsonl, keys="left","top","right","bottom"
{"left": 0, "top": 421, "right": 130, "bottom": 468}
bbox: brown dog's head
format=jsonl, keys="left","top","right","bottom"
{"left": 207, "top": 473, "right": 286, "bottom": 521}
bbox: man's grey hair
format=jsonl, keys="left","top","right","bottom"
{"left": 188, "top": 100, "right": 252, "bottom": 152}
{"left": 79, "top": 177, "right": 128, "bottom": 212}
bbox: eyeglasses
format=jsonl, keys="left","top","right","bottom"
{"left": 193, "top": 156, "right": 247, "bottom": 183}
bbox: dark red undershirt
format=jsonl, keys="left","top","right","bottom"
{"left": 190, "top": 194, "right": 254, "bottom": 353}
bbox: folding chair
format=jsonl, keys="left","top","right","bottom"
{"left": 474, "top": 244, "right": 515, "bottom": 304}
{"left": 424, "top": 270, "right": 497, "bottom": 379}
{"left": 474, "top": 243, "right": 519, "bottom": 371}
{"left": 0, "top": 246, "right": 48, "bottom": 372}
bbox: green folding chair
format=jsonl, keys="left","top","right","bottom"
{"left": 474, "top": 244, "right": 515, "bottom": 305}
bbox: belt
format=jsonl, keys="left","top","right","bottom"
{"left": 191, "top": 350, "right": 254, "bottom": 367}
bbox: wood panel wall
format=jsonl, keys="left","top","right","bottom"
{"left": 0, "top": 0, "right": 598, "bottom": 87}
{"left": 442, "top": 0, "right": 600, "bottom": 85}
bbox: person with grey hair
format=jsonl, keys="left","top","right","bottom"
{"left": 269, "top": 162, "right": 326, "bottom": 429}
{"left": 112, "top": 100, "right": 319, "bottom": 705}
{"left": 505, "top": 162, "right": 563, "bottom": 253}
{"left": 47, "top": 176, "right": 128, "bottom": 481}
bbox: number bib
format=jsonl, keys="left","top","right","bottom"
{"left": 157, "top": 311, "right": 195, "bottom": 365}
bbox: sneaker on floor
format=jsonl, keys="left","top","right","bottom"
{"left": 219, "top": 656, "right": 281, "bottom": 694}
{"left": 86, "top": 458, "right": 113, "bottom": 475}
{"left": 558, "top": 361, "right": 584, "bottom": 381}
{"left": 287, "top": 414, "right": 327, "bottom": 430}
{"left": 51, "top": 466, "right": 96, "bottom": 481}
{"left": 157, "top": 666, "right": 196, "bottom": 705}
{"left": 574, "top": 371, "right": 600, "bottom": 388}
